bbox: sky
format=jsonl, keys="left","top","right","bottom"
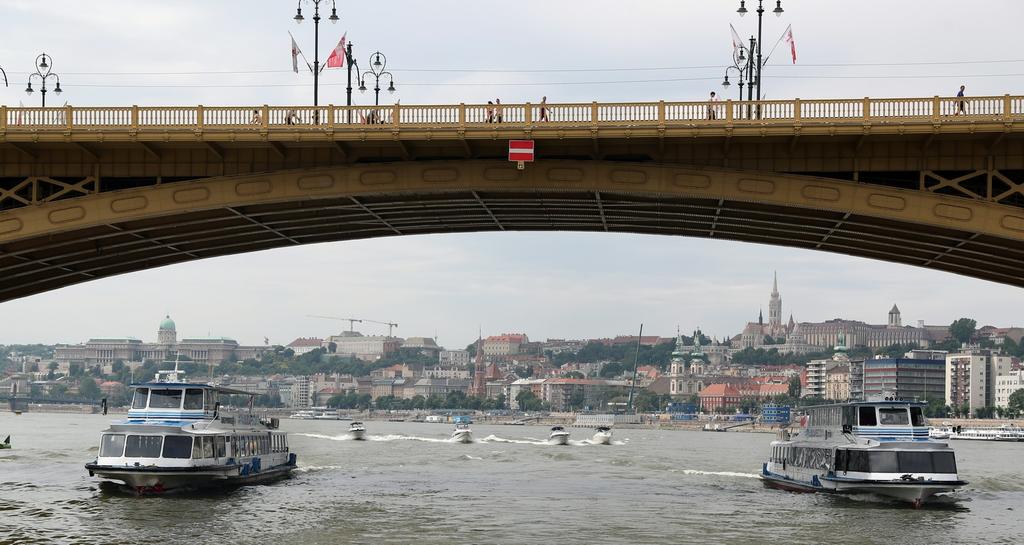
{"left": 2, "top": 0, "right": 1024, "bottom": 348}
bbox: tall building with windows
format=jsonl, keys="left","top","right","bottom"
{"left": 863, "top": 357, "right": 946, "bottom": 401}
{"left": 945, "top": 349, "right": 1012, "bottom": 412}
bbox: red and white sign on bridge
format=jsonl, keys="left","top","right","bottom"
{"left": 508, "top": 140, "right": 535, "bottom": 169}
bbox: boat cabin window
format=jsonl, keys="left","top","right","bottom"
{"left": 858, "top": 406, "right": 877, "bottom": 426}
{"left": 203, "top": 437, "right": 215, "bottom": 458}
{"left": 878, "top": 408, "right": 909, "bottom": 426}
{"left": 838, "top": 449, "right": 957, "bottom": 474}
{"left": 149, "top": 389, "right": 183, "bottom": 409}
{"left": 125, "top": 435, "right": 163, "bottom": 458}
{"left": 131, "top": 388, "right": 149, "bottom": 409}
{"left": 100, "top": 434, "right": 125, "bottom": 457}
{"left": 192, "top": 436, "right": 203, "bottom": 459}
{"left": 910, "top": 406, "right": 926, "bottom": 426}
{"left": 162, "top": 436, "right": 192, "bottom": 459}
{"left": 184, "top": 388, "right": 204, "bottom": 410}
{"left": 215, "top": 436, "right": 226, "bottom": 458}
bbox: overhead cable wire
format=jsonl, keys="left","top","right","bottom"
{"left": 8, "top": 58, "right": 1024, "bottom": 77}
{"left": 58, "top": 72, "right": 1024, "bottom": 89}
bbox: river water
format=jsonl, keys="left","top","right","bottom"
{"left": 1, "top": 412, "right": 1022, "bottom": 545}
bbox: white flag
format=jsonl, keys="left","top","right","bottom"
{"left": 730, "top": 24, "right": 743, "bottom": 56}
{"left": 289, "top": 32, "right": 302, "bottom": 73}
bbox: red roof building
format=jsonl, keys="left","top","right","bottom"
{"left": 698, "top": 383, "right": 742, "bottom": 412}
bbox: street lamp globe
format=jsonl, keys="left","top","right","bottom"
{"left": 25, "top": 83, "right": 33, "bottom": 94}
{"left": 329, "top": 7, "right": 339, "bottom": 22}
{"left": 294, "top": 8, "right": 304, "bottom": 23}
{"left": 38, "top": 55, "right": 48, "bottom": 69}
{"left": 737, "top": 0, "right": 747, "bottom": 16}
{"left": 359, "top": 81, "right": 367, "bottom": 92}
{"left": 54, "top": 83, "right": 62, "bottom": 95}
{"left": 722, "top": 74, "right": 731, "bottom": 88}
{"left": 387, "top": 80, "right": 395, "bottom": 93}
{"left": 773, "top": 0, "right": 784, "bottom": 16}
{"left": 373, "top": 54, "right": 383, "bottom": 68}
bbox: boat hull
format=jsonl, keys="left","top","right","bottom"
{"left": 761, "top": 467, "right": 963, "bottom": 507}
{"left": 86, "top": 458, "right": 296, "bottom": 495}
{"left": 548, "top": 434, "right": 570, "bottom": 446}
{"left": 591, "top": 432, "right": 613, "bottom": 445}
{"left": 349, "top": 430, "right": 366, "bottom": 441}
{"left": 451, "top": 431, "right": 473, "bottom": 443}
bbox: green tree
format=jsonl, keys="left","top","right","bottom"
{"left": 949, "top": 318, "right": 977, "bottom": 345}
{"left": 567, "top": 389, "right": 586, "bottom": 411}
{"left": 1007, "top": 389, "right": 1024, "bottom": 414}
{"left": 561, "top": 371, "right": 584, "bottom": 379}
{"left": 788, "top": 375, "right": 802, "bottom": 398}
{"left": 79, "top": 378, "right": 102, "bottom": 400}
{"left": 516, "top": 390, "right": 544, "bottom": 411}
{"left": 599, "top": 361, "right": 626, "bottom": 378}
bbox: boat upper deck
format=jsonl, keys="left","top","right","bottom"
{"left": 797, "top": 400, "right": 930, "bottom": 443}
{"left": 125, "top": 381, "right": 256, "bottom": 424}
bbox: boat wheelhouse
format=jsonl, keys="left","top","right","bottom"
{"left": 761, "top": 398, "right": 965, "bottom": 507}
{"left": 85, "top": 367, "right": 296, "bottom": 494}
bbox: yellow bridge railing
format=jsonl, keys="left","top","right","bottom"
{"left": 0, "top": 95, "right": 1020, "bottom": 131}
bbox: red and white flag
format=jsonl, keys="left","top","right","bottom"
{"left": 289, "top": 32, "right": 303, "bottom": 73}
{"left": 784, "top": 25, "right": 797, "bottom": 64}
{"left": 729, "top": 24, "right": 743, "bottom": 56}
{"left": 326, "top": 33, "right": 347, "bottom": 69}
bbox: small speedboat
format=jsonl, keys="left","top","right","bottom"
{"left": 0, "top": 435, "right": 10, "bottom": 449}
{"left": 348, "top": 422, "right": 366, "bottom": 441}
{"left": 928, "top": 426, "right": 952, "bottom": 440}
{"left": 548, "top": 426, "right": 570, "bottom": 446}
{"left": 592, "top": 426, "right": 613, "bottom": 445}
{"left": 451, "top": 423, "right": 473, "bottom": 443}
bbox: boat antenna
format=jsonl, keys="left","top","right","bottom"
{"left": 626, "top": 323, "right": 644, "bottom": 413}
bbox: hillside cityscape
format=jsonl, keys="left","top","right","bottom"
{"left": 4, "top": 275, "right": 1024, "bottom": 418}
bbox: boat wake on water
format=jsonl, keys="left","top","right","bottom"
{"left": 296, "top": 432, "right": 458, "bottom": 443}
{"left": 674, "top": 469, "right": 762, "bottom": 479}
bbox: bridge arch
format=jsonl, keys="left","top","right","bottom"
{"left": 2, "top": 159, "right": 1024, "bottom": 302}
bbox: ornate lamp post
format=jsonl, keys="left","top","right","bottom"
{"left": 25, "top": 53, "right": 62, "bottom": 107}
{"left": 293, "top": 0, "right": 339, "bottom": 107}
{"left": 736, "top": 0, "right": 784, "bottom": 104}
{"left": 358, "top": 51, "right": 395, "bottom": 107}
{"left": 721, "top": 39, "right": 753, "bottom": 102}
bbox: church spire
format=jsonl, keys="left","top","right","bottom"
{"left": 772, "top": 271, "right": 779, "bottom": 296}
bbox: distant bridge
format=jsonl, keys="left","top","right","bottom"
{"left": 2, "top": 94, "right": 1024, "bottom": 300}
{"left": 7, "top": 396, "right": 102, "bottom": 409}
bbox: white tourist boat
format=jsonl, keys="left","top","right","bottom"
{"left": 949, "top": 425, "right": 1024, "bottom": 442}
{"left": 348, "top": 421, "right": 367, "bottom": 440}
{"left": 591, "top": 426, "right": 613, "bottom": 445}
{"left": 927, "top": 426, "right": 953, "bottom": 440}
{"left": 289, "top": 410, "right": 317, "bottom": 420}
{"left": 85, "top": 366, "right": 295, "bottom": 495}
{"left": 451, "top": 423, "right": 473, "bottom": 443}
{"left": 548, "top": 426, "right": 570, "bottom": 446}
{"left": 761, "top": 398, "right": 966, "bottom": 507}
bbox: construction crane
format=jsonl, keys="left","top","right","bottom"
{"left": 307, "top": 315, "right": 363, "bottom": 331}
{"left": 363, "top": 319, "right": 399, "bottom": 337}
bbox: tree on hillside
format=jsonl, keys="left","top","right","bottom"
{"left": 949, "top": 318, "right": 977, "bottom": 345}
{"left": 79, "top": 378, "right": 101, "bottom": 400}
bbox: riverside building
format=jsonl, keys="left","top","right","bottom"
{"left": 54, "top": 315, "right": 268, "bottom": 367}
